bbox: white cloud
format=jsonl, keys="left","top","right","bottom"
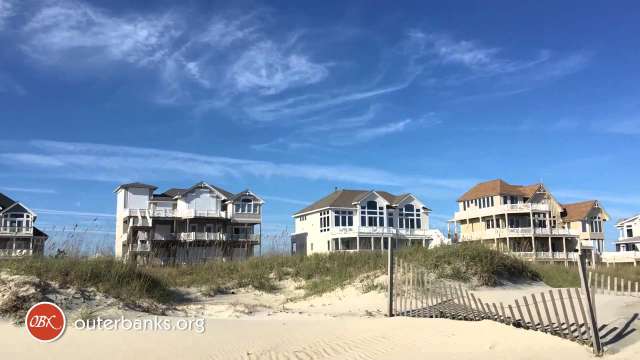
{"left": 22, "top": 1, "right": 180, "bottom": 66}
{"left": 354, "top": 119, "right": 412, "bottom": 141}
{"left": 229, "top": 41, "right": 328, "bottom": 95}
{"left": 33, "top": 208, "right": 115, "bottom": 218}
{"left": 0, "top": 186, "right": 57, "bottom": 194}
{"left": 0, "top": 140, "right": 474, "bottom": 191}
{"left": 0, "top": 0, "right": 14, "bottom": 30}
{"left": 23, "top": 0, "right": 179, "bottom": 65}
{"left": 261, "top": 195, "right": 309, "bottom": 206}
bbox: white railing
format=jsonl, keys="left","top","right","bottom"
{"left": 0, "top": 249, "right": 33, "bottom": 257}
{"left": 511, "top": 251, "right": 578, "bottom": 261}
{"left": 177, "top": 232, "right": 226, "bottom": 241}
{"left": 602, "top": 251, "right": 640, "bottom": 263}
{"left": 454, "top": 202, "right": 551, "bottom": 220}
{"left": 227, "top": 234, "right": 260, "bottom": 242}
{"left": 149, "top": 208, "right": 176, "bottom": 217}
{"left": 129, "top": 243, "right": 150, "bottom": 252}
{"left": 330, "top": 226, "right": 430, "bottom": 237}
{"left": 126, "top": 209, "right": 149, "bottom": 217}
{"left": 0, "top": 226, "right": 34, "bottom": 234}
{"left": 461, "top": 227, "right": 577, "bottom": 240}
{"left": 177, "top": 209, "right": 225, "bottom": 218}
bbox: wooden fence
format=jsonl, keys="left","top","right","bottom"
{"left": 392, "top": 260, "right": 598, "bottom": 347}
{"left": 588, "top": 272, "right": 640, "bottom": 297}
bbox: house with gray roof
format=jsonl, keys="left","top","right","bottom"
{"left": 0, "top": 192, "right": 48, "bottom": 257}
{"left": 115, "top": 181, "right": 263, "bottom": 264}
{"left": 291, "top": 188, "right": 446, "bottom": 255}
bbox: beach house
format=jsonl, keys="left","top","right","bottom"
{"left": 451, "top": 179, "right": 609, "bottom": 264}
{"left": 0, "top": 192, "right": 48, "bottom": 257}
{"left": 114, "top": 182, "right": 263, "bottom": 264}
{"left": 290, "top": 188, "right": 446, "bottom": 255}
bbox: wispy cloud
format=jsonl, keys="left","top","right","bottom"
{"left": 605, "top": 119, "right": 640, "bottom": 135}
{"left": 229, "top": 40, "right": 328, "bottom": 95}
{"left": 0, "top": 139, "right": 474, "bottom": 191}
{"left": 33, "top": 208, "right": 115, "bottom": 218}
{"left": 22, "top": 1, "right": 180, "bottom": 66}
{"left": 261, "top": 195, "right": 310, "bottom": 206}
{"left": 0, "top": 0, "right": 14, "bottom": 30}
{"left": 0, "top": 186, "right": 57, "bottom": 194}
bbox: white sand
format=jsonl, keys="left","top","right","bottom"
{"left": 2, "top": 281, "right": 639, "bottom": 359}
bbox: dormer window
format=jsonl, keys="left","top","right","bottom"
{"left": 235, "top": 197, "right": 260, "bottom": 214}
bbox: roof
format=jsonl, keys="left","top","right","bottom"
{"left": 33, "top": 227, "right": 48, "bottom": 239}
{"left": 160, "top": 182, "right": 234, "bottom": 199}
{"left": 457, "top": 179, "right": 541, "bottom": 202}
{"left": 114, "top": 182, "right": 158, "bottom": 193}
{"left": 0, "top": 192, "right": 16, "bottom": 210}
{"left": 617, "top": 214, "right": 640, "bottom": 226}
{"left": 294, "top": 189, "right": 427, "bottom": 216}
{"left": 561, "top": 200, "right": 599, "bottom": 221}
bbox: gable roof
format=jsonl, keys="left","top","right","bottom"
{"left": 294, "top": 189, "right": 428, "bottom": 216}
{"left": 114, "top": 182, "right": 158, "bottom": 193}
{"left": 561, "top": 200, "right": 610, "bottom": 221}
{"left": 161, "top": 182, "right": 234, "bottom": 200}
{"left": 617, "top": 214, "right": 640, "bottom": 227}
{"left": 0, "top": 192, "right": 16, "bottom": 210}
{"left": 458, "top": 179, "right": 541, "bottom": 202}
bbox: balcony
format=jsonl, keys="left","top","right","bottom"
{"left": 128, "top": 243, "right": 150, "bottom": 252}
{"left": 454, "top": 203, "right": 551, "bottom": 221}
{"left": 602, "top": 251, "right": 640, "bottom": 263}
{"left": 0, "top": 226, "right": 34, "bottom": 235}
{"left": 330, "top": 226, "right": 430, "bottom": 237}
{"left": 174, "top": 232, "right": 260, "bottom": 242}
{"left": 461, "top": 227, "right": 577, "bottom": 241}
{"left": 511, "top": 251, "right": 579, "bottom": 261}
{"left": 176, "top": 232, "right": 226, "bottom": 241}
{"left": 0, "top": 249, "right": 33, "bottom": 257}
{"left": 231, "top": 212, "right": 261, "bottom": 223}
{"left": 125, "top": 208, "right": 226, "bottom": 219}
{"left": 180, "top": 209, "right": 225, "bottom": 218}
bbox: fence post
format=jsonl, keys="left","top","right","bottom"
{"left": 577, "top": 251, "right": 602, "bottom": 356}
{"left": 387, "top": 241, "right": 394, "bottom": 317}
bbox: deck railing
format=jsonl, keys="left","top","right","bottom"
{"left": 0, "top": 226, "right": 34, "bottom": 234}
{"left": 0, "top": 249, "right": 33, "bottom": 257}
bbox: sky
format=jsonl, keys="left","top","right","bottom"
{"left": 0, "top": 0, "right": 639, "bottom": 252}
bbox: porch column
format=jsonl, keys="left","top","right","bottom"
{"left": 356, "top": 236, "right": 360, "bottom": 251}
{"left": 423, "top": 238, "right": 426, "bottom": 247}
{"left": 532, "top": 236, "right": 536, "bottom": 259}
{"left": 338, "top": 237, "right": 342, "bottom": 251}
{"left": 371, "top": 237, "right": 375, "bottom": 250}
{"left": 506, "top": 237, "right": 510, "bottom": 252}
{"left": 563, "top": 237, "right": 568, "bottom": 267}
{"left": 548, "top": 237, "right": 552, "bottom": 257}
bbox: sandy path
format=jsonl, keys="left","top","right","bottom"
{"left": 0, "top": 317, "right": 594, "bottom": 360}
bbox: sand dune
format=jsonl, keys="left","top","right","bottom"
{"left": 2, "top": 282, "right": 639, "bottom": 359}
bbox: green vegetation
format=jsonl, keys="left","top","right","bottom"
{"left": 0, "top": 257, "right": 175, "bottom": 304}
{"left": 399, "top": 242, "right": 539, "bottom": 286}
{"left": 526, "top": 262, "right": 640, "bottom": 289}
{"left": 1, "top": 243, "right": 574, "bottom": 307}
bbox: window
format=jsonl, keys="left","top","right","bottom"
{"left": 503, "top": 196, "right": 508, "bottom": 205}
{"left": 320, "top": 211, "right": 330, "bottom": 232}
{"left": 299, "top": 215, "right": 307, "bottom": 221}
{"left": 235, "top": 198, "right": 260, "bottom": 214}
{"left": 399, "top": 204, "right": 421, "bottom": 229}
{"left": 485, "top": 218, "right": 495, "bottom": 229}
{"left": 590, "top": 216, "right": 602, "bottom": 233}
{"left": 627, "top": 227, "right": 634, "bottom": 238}
{"left": 582, "top": 221, "right": 587, "bottom": 232}
{"left": 361, "top": 201, "right": 383, "bottom": 227}
{"left": 190, "top": 224, "right": 197, "bottom": 232}
{"left": 205, "top": 224, "right": 213, "bottom": 233}
{"left": 334, "top": 210, "right": 354, "bottom": 227}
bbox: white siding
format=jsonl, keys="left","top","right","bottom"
{"left": 184, "top": 189, "right": 219, "bottom": 211}
{"left": 126, "top": 187, "right": 150, "bottom": 209}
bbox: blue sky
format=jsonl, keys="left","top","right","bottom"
{"left": 1, "top": 0, "right": 639, "bottom": 252}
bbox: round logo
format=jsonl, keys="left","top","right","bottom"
{"left": 25, "top": 302, "right": 66, "bottom": 342}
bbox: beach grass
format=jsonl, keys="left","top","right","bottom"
{"left": 0, "top": 244, "right": 552, "bottom": 305}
